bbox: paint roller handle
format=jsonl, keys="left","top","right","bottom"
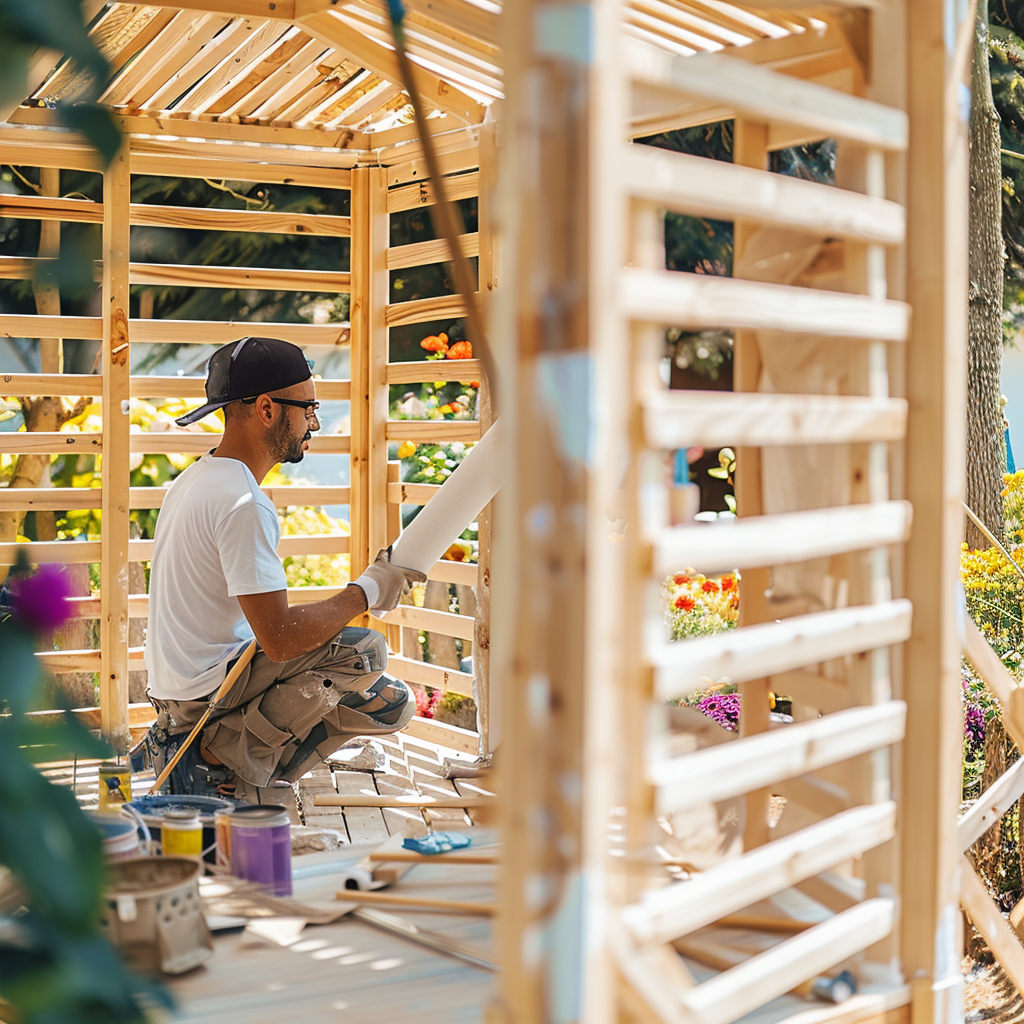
{"left": 151, "top": 640, "right": 257, "bottom": 792}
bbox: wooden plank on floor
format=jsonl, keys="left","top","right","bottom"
{"left": 333, "top": 770, "right": 391, "bottom": 846}
{"left": 297, "top": 765, "right": 347, "bottom": 832}
{"left": 375, "top": 770, "right": 430, "bottom": 838}
{"left": 411, "top": 765, "right": 473, "bottom": 829}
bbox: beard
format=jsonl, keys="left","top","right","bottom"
{"left": 268, "top": 416, "right": 311, "bottom": 464}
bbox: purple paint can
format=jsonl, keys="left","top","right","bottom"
{"left": 226, "top": 805, "right": 292, "bottom": 897}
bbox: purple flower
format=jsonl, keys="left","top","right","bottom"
{"left": 697, "top": 691, "right": 741, "bottom": 731}
{"left": 964, "top": 704, "right": 985, "bottom": 760}
{"left": 10, "top": 565, "right": 74, "bottom": 634}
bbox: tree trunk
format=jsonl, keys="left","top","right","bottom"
{"left": 968, "top": 0, "right": 1008, "bottom": 548}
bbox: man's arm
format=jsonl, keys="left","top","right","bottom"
{"left": 238, "top": 585, "right": 369, "bottom": 663}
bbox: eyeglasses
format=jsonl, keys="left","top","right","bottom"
{"left": 242, "top": 397, "right": 320, "bottom": 418}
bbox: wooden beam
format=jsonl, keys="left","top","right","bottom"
{"left": 387, "top": 232, "right": 480, "bottom": 269}
{"left": 653, "top": 701, "right": 907, "bottom": 813}
{"left": 386, "top": 358, "right": 483, "bottom": 384}
{"left": 643, "top": 391, "right": 907, "bottom": 449}
{"left": 383, "top": 421, "right": 480, "bottom": 443}
{"left": 961, "top": 859, "right": 1024, "bottom": 998}
{"left": 302, "top": 10, "right": 486, "bottom": 123}
{"left": 384, "top": 292, "right": 472, "bottom": 327}
{"left": 652, "top": 599, "right": 913, "bottom": 701}
{"left": 386, "top": 170, "right": 479, "bottom": 213}
{"left": 959, "top": 757, "right": 1024, "bottom": 852}
{"left": 623, "top": 801, "right": 896, "bottom": 946}
{"left": 622, "top": 268, "right": 910, "bottom": 339}
{"left": 100, "top": 141, "right": 131, "bottom": 751}
{"left": 652, "top": 500, "right": 912, "bottom": 577}
{"left": 387, "top": 654, "right": 475, "bottom": 698}
{"left": 384, "top": 604, "right": 476, "bottom": 641}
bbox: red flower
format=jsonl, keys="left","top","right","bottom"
{"left": 721, "top": 577, "right": 734, "bottom": 592}
{"left": 674, "top": 595, "right": 695, "bottom": 611}
{"left": 673, "top": 574, "right": 690, "bottom": 586}
{"left": 702, "top": 580, "right": 719, "bottom": 593}
{"left": 446, "top": 341, "right": 473, "bottom": 360}
{"left": 420, "top": 335, "right": 448, "bottom": 353}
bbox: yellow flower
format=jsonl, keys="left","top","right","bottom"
{"left": 397, "top": 440, "right": 417, "bottom": 459}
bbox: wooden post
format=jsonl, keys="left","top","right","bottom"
{"left": 350, "top": 168, "right": 371, "bottom": 598}
{"left": 100, "top": 139, "right": 132, "bottom": 750}
{"left": 494, "top": 0, "right": 617, "bottom": 1020}
{"left": 902, "top": 0, "right": 971, "bottom": 1018}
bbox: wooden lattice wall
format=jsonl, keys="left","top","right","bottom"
{"left": 0, "top": 122, "right": 494, "bottom": 758}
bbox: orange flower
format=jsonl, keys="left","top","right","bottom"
{"left": 730, "top": 595, "right": 739, "bottom": 610}
{"left": 674, "top": 595, "right": 695, "bottom": 611}
{"left": 673, "top": 574, "right": 690, "bottom": 586}
{"left": 702, "top": 580, "right": 719, "bottom": 593}
{"left": 446, "top": 340, "right": 473, "bottom": 359}
{"left": 721, "top": 577, "right": 734, "bottom": 592}
{"left": 420, "top": 335, "right": 448, "bottom": 353}
{"left": 468, "top": 381, "right": 480, "bottom": 389}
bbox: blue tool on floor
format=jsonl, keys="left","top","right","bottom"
{"left": 402, "top": 832, "right": 472, "bottom": 855}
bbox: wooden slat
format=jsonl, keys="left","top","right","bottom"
{"left": 623, "top": 801, "right": 896, "bottom": 946}
{"left": 130, "top": 433, "right": 350, "bottom": 455}
{"left": 386, "top": 481, "right": 442, "bottom": 505}
{"left": 130, "top": 204, "right": 351, "bottom": 237}
{"left": 385, "top": 605, "right": 476, "bottom": 642}
{"left": 677, "top": 899, "right": 896, "bottom": 1024}
{"left": 132, "top": 376, "right": 349, "bottom": 400}
{"left": 653, "top": 702, "right": 907, "bottom": 814}
{"left": 652, "top": 501, "right": 913, "bottom": 577}
{"left": 621, "top": 145, "right": 905, "bottom": 245}
{"left": 38, "top": 647, "right": 146, "bottom": 672}
{"left": 387, "top": 232, "right": 480, "bottom": 269}
{"left": 0, "top": 316, "right": 103, "bottom": 341}
{"left": 963, "top": 617, "right": 1024, "bottom": 750}
{"left": 651, "top": 599, "right": 913, "bottom": 700}
{"left": 386, "top": 359, "right": 483, "bottom": 384}
{"left": 427, "top": 559, "right": 478, "bottom": 586}
{"left": 622, "top": 268, "right": 910, "bottom": 340}
{"left": 387, "top": 654, "right": 475, "bottom": 698}
{"left": 961, "top": 859, "right": 1024, "bottom": 997}
{"left": 386, "top": 171, "right": 479, "bottom": 213}
{"left": 627, "top": 46, "right": 908, "bottom": 150}
{"left": 959, "top": 757, "right": 1024, "bottom": 852}
{"left": 402, "top": 715, "right": 479, "bottom": 755}
{"left": 384, "top": 293, "right": 472, "bottom": 327}
{"left": 0, "top": 433, "right": 102, "bottom": 454}
{"left": 644, "top": 391, "right": 908, "bottom": 449}
{"left": 384, "top": 421, "right": 480, "bottom": 443}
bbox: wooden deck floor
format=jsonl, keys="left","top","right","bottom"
{"left": 50, "top": 728, "right": 496, "bottom": 1024}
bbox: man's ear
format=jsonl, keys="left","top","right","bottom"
{"left": 253, "top": 394, "right": 276, "bottom": 426}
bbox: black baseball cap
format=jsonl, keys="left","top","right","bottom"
{"left": 175, "top": 337, "right": 312, "bottom": 426}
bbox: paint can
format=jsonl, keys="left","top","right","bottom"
{"left": 126, "top": 794, "right": 234, "bottom": 865}
{"left": 160, "top": 808, "right": 202, "bottom": 860}
{"left": 213, "top": 808, "right": 233, "bottom": 871}
{"left": 226, "top": 805, "right": 292, "bottom": 897}
{"left": 97, "top": 761, "right": 132, "bottom": 811}
{"left": 90, "top": 812, "right": 141, "bottom": 861}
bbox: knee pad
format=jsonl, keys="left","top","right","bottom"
{"left": 320, "top": 627, "right": 388, "bottom": 691}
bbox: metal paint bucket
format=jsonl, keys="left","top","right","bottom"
{"left": 161, "top": 809, "right": 202, "bottom": 860}
{"left": 89, "top": 812, "right": 141, "bottom": 861}
{"left": 225, "top": 805, "right": 292, "bottom": 897}
{"left": 127, "top": 794, "right": 233, "bottom": 865}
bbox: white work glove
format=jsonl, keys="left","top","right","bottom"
{"left": 353, "top": 548, "right": 426, "bottom": 615}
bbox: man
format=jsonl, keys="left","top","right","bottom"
{"left": 143, "top": 337, "right": 423, "bottom": 797}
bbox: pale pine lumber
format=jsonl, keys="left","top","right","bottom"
{"left": 387, "top": 232, "right": 480, "bottom": 270}
{"left": 387, "top": 654, "right": 476, "bottom": 698}
{"left": 426, "top": 559, "right": 478, "bottom": 586}
{"left": 651, "top": 600, "right": 913, "bottom": 700}
{"left": 653, "top": 702, "right": 907, "bottom": 813}
{"left": 621, "top": 145, "right": 905, "bottom": 245}
{"left": 386, "top": 481, "right": 442, "bottom": 505}
{"left": 963, "top": 617, "right": 1024, "bottom": 749}
{"left": 774, "top": 774, "right": 850, "bottom": 819}
{"left": 958, "top": 756, "right": 1024, "bottom": 852}
{"left": 336, "top": 889, "right": 495, "bottom": 915}
{"left": 386, "top": 359, "right": 483, "bottom": 384}
{"left": 679, "top": 899, "right": 895, "bottom": 1024}
{"left": 626, "top": 46, "right": 907, "bottom": 150}
{"left": 652, "top": 501, "right": 912, "bottom": 577}
{"left": 313, "top": 792, "right": 490, "bottom": 808}
{"left": 622, "top": 801, "right": 895, "bottom": 945}
{"left": 386, "top": 171, "right": 480, "bottom": 214}
{"left": 644, "top": 391, "right": 907, "bottom": 449}
{"left": 385, "top": 605, "right": 476, "bottom": 642}
{"left": 384, "top": 292, "right": 472, "bottom": 328}
{"left": 770, "top": 669, "right": 852, "bottom": 716}
{"left": 384, "top": 421, "right": 480, "bottom": 443}
{"left": 622, "top": 268, "right": 910, "bottom": 340}
{"left": 961, "top": 859, "right": 1024, "bottom": 998}
{"left": 0, "top": 316, "right": 103, "bottom": 341}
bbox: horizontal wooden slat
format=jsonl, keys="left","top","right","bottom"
{"left": 386, "top": 654, "right": 475, "bottom": 698}
{"left": 384, "top": 421, "right": 480, "bottom": 443}
{"left": 628, "top": 47, "right": 908, "bottom": 151}
{"left": 677, "top": 899, "right": 896, "bottom": 1024}
{"left": 0, "top": 432, "right": 350, "bottom": 456}
{"left": 402, "top": 715, "right": 479, "bottom": 755}
{"left": 621, "top": 145, "right": 905, "bottom": 245}
{"left": 0, "top": 373, "right": 101, "bottom": 396}
{"left": 652, "top": 501, "right": 913, "bottom": 576}
{"left": 0, "top": 316, "right": 103, "bottom": 341}
{"left": 36, "top": 646, "right": 145, "bottom": 671}
{"left": 0, "top": 195, "right": 352, "bottom": 236}
{"left": 277, "top": 535, "right": 349, "bottom": 556}
{"left": 386, "top": 359, "right": 483, "bottom": 385}
{"left": 653, "top": 702, "right": 906, "bottom": 814}
{"left": 622, "top": 268, "right": 910, "bottom": 340}
{"left": 0, "top": 433, "right": 102, "bottom": 454}
{"left": 644, "top": 391, "right": 908, "bottom": 448}
{"left": 131, "top": 377, "right": 350, "bottom": 401}
{"left": 387, "top": 481, "right": 442, "bottom": 505}
{"left": 384, "top": 293, "right": 473, "bottom": 327}
{"left": 387, "top": 232, "right": 480, "bottom": 270}
{"left": 26, "top": 702, "right": 155, "bottom": 728}
{"left": 385, "top": 605, "right": 476, "bottom": 641}
{"left": 0, "top": 317, "right": 350, "bottom": 347}
{"left": 959, "top": 757, "right": 1024, "bottom": 852}
{"left": 427, "top": 559, "right": 478, "bottom": 587}
{"left": 387, "top": 171, "right": 479, "bottom": 213}
{"left": 623, "top": 801, "right": 896, "bottom": 945}
{"left": 651, "top": 599, "right": 912, "bottom": 700}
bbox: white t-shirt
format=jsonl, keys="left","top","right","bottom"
{"left": 144, "top": 454, "right": 286, "bottom": 700}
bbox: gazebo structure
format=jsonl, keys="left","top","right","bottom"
{"left": 0, "top": 1, "right": 1007, "bottom": 1021}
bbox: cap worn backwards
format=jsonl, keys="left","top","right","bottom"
{"left": 175, "top": 337, "right": 313, "bottom": 426}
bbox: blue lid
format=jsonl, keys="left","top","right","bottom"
{"left": 126, "top": 794, "right": 234, "bottom": 824}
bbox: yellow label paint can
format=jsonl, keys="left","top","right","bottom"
{"left": 161, "top": 808, "right": 202, "bottom": 860}
{"left": 97, "top": 761, "right": 132, "bottom": 811}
